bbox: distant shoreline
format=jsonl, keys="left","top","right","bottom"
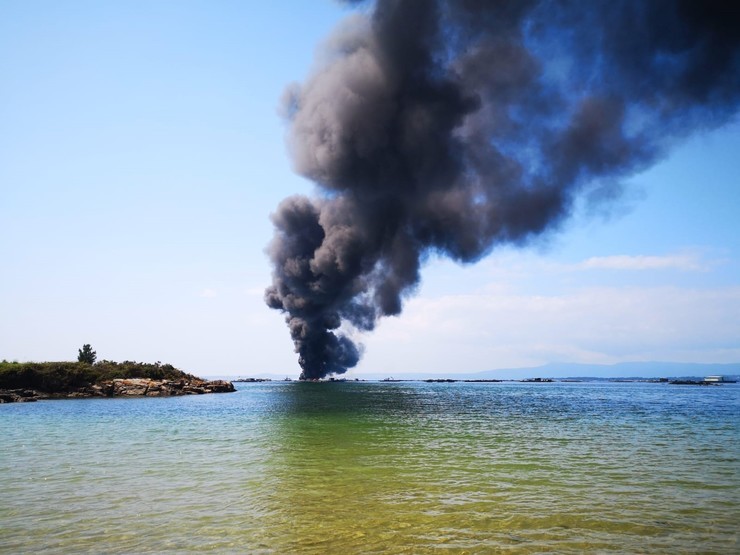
{"left": 232, "top": 376, "right": 737, "bottom": 385}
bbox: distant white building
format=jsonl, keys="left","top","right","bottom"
{"left": 704, "top": 375, "right": 726, "bottom": 383}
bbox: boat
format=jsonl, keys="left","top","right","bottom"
{"left": 704, "top": 375, "right": 737, "bottom": 383}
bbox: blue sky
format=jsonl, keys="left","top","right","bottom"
{"left": 2, "top": 1, "right": 739, "bottom": 377}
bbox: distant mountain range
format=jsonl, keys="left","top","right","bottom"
{"left": 358, "top": 361, "right": 740, "bottom": 381}
{"left": 477, "top": 361, "right": 739, "bottom": 381}
{"left": 230, "top": 361, "right": 740, "bottom": 381}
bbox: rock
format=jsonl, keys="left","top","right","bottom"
{"left": 0, "top": 389, "right": 47, "bottom": 402}
{"left": 0, "top": 378, "right": 234, "bottom": 402}
{"left": 202, "top": 380, "right": 236, "bottom": 393}
{"left": 105, "top": 378, "right": 235, "bottom": 397}
{"left": 111, "top": 378, "right": 151, "bottom": 396}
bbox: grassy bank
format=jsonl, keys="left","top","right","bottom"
{"left": 0, "top": 360, "right": 196, "bottom": 393}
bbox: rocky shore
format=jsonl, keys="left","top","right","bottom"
{"left": 0, "top": 377, "right": 235, "bottom": 403}
{"left": 0, "top": 359, "right": 237, "bottom": 403}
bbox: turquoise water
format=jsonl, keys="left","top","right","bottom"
{"left": 1, "top": 381, "right": 738, "bottom": 553}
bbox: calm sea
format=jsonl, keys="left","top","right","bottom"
{"left": 1, "top": 381, "right": 738, "bottom": 554}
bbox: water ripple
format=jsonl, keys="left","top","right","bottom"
{"left": 1, "top": 382, "right": 738, "bottom": 553}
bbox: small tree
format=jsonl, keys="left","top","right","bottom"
{"left": 78, "top": 344, "right": 97, "bottom": 364}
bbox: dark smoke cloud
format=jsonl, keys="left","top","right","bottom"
{"left": 266, "top": 0, "right": 740, "bottom": 380}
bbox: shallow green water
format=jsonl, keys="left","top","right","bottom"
{"left": 1, "top": 382, "right": 738, "bottom": 553}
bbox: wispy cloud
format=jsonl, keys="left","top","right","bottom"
{"left": 360, "top": 284, "right": 740, "bottom": 373}
{"left": 200, "top": 288, "right": 217, "bottom": 298}
{"left": 579, "top": 252, "right": 705, "bottom": 271}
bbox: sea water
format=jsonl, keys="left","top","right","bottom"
{"left": 1, "top": 381, "right": 738, "bottom": 553}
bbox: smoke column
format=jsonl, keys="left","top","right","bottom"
{"left": 265, "top": 0, "right": 740, "bottom": 380}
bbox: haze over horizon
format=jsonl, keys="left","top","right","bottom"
{"left": 2, "top": 1, "right": 739, "bottom": 379}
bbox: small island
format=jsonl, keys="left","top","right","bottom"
{"left": 0, "top": 345, "right": 234, "bottom": 403}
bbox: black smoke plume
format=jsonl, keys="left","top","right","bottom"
{"left": 266, "top": 0, "right": 740, "bottom": 380}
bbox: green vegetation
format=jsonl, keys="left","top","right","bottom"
{"left": 77, "top": 344, "right": 97, "bottom": 364}
{"left": 0, "top": 360, "right": 195, "bottom": 393}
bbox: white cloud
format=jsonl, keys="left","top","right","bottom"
{"left": 358, "top": 284, "right": 740, "bottom": 374}
{"left": 348, "top": 248, "right": 740, "bottom": 375}
{"left": 579, "top": 252, "right": 705, "bottom": 271}
{"left": 200, "top": 288, "right": 218, "bottom": 298}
